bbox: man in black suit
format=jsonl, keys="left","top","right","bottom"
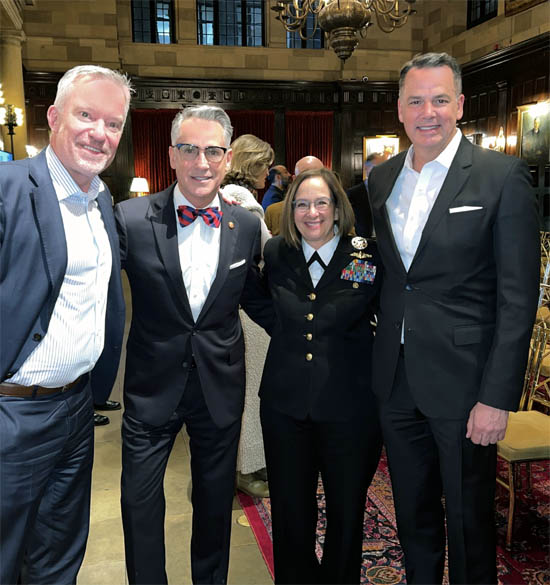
{"left": 369, "top": 52, "right": 539, "bottom": 584}
{"left": 346, "top": 152, "right": 386, "bottom": 237}
{"left": 116, "top": 105, "right": 270, "bottom": 585}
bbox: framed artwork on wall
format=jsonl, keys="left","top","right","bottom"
{"left": 362, "top": 136, "right": 400, "bottom": 180}
{"left": 517, "top": 103, "right": 550, "bottom": 165}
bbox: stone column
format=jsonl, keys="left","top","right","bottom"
{"left": 0, "top": 32, "right": 27, "bottom": 160}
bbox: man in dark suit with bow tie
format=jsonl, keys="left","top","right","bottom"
{"left": 368, "top": 52, "right": 539, "bottom": 584}
{"left": 116, "top": 105, "right": 270, "bottom": 585}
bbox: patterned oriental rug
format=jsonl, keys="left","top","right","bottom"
{"left": 238, "top": 451, "right": 550, "bottom": 585}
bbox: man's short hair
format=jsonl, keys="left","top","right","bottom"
{"left": 171, "top": 105, "right": 233, "bottom": 147}
{"left": 54, "top": 65, "right": 133, "bottom": 119}
{"left": 399, "top": 52, "right": 462, "bottom": 97}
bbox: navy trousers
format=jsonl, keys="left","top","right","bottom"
{"left": 121, "top": 368, "right": 242, "bottom": 585}
{"left": 0, "top": 378, "right": 94, "bottom": 585}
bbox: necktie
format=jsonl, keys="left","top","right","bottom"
{"left": 307, "top": 251, "right": 327, "bottom": 270}
{"left": 177, "top": 205, "right": 223, "bottom": 228}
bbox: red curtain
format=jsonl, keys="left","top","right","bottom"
{"left": 226, "top": 110, "right": 275, "bottom": 147}
{"left": 131, "top": 109, "right": 178, "bottom": 194}
{"left": 285, "top": 111, "right": 333, "bottom": 174}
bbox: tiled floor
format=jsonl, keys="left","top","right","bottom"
{"left": 77, "top": 274, "right": 272, "bottom": 585}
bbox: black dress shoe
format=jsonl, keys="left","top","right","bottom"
{"left": 93, "top": 400, "right": 121, "bottom": 411}
{"left": 94, "top": 413, "right": 110, "bottom": 426}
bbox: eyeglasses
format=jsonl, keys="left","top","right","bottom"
{"left": 292, "top": 198, "right": 333, "bottom": 213}
{"left": 172, "top": 143, "right": 228, "bottom": 163}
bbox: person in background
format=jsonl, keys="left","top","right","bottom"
{"left": 369, "top": 52, "right": 539, "bottom": 584}
{"left": 220, "top": 133, "right": 274, "bottom": 498}
{"left": 94, "top": 398, "right": 122, "bottom": 426}
{"left": 0, "top": 65, "right": 130, "bottom": 585}
{"left": 261, "top": 165, "right": 291, "bottom": 211}
{"left": 260, "top": 168, "right": 382, "bottom": 584}
{"left": 346, "top": 152, "right": 387, "bottom": 237}
{"left": 265, "top": 155, "right": 324, "bottom": 236}
{"left": 116, "top": 105, "right": 271, "bottom": 585}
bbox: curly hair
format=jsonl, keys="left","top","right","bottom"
{"left": 222, "top": 134, "right": 274, "bottom": 191}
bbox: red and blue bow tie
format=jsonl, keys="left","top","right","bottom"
{"left": 177, "top": 205, "right": 223, "bottom": 228}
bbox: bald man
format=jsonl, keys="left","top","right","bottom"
{"left": 265, "top": 156, "right": 324, "bottom": 235}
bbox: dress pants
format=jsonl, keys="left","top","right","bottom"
{"left": 0, "top": 378, "right": 93, "bottom": 585}
{"left": 260, "top": 402, "right": 382, "bottom": 585}
{"left": 378, "top": 352, "right": 498, "bottom": 584}
{"left": 121, "top": 368, "right": 242, "bottom": 585}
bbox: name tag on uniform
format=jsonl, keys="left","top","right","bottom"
{"left": 341, "top": 259, "right": 376, "bottom": 284}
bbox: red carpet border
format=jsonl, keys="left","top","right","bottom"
{"left": 238, "top": 452, "right": 550, "bottom": 584}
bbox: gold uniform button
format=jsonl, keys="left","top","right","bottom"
{"left": 305, "top": 333, "right": 313, "bottom": 341}
{"left": 306, "top": 353, "right": 313, "bottom": 361}
{"left": 353, "top": 282, "right": 359, "bottom": 289}
{"left": 306, "top": 313, "right": 314, "bottom": 321}
{"left": 308, "top": 293, "right": 316, "bottom": 301}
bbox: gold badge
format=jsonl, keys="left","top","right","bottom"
{"left": 228, "top": 221, "right": 235, "bottom": 229}
{"left": 350, "top": 236, "right": 372, "bottom": 259}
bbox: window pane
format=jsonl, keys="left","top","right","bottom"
{"left": 197, "top": 0, "right": 264, "bottom": 47}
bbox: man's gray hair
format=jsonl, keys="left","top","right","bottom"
{"left": 54, "top": 65, "right": 133, "bottom": 119}
{"left": 171, "top": 106, "right": 233, "bottom": 147}
{"left": 399, "top": 52, "right": 462, "bottom": 97}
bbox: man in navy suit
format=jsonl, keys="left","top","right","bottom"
{"left": 0, "top": 66, "right": 130, "bottom": 584}
{"left": 369, "top": 52, "right": 539, "bottom": 584}
{"left": 117, "top": 105, "right": 270, "bottom": 585}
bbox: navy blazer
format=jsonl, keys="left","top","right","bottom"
{"left": 259, "top": 235, "right": 381, "bottom": 421}
{"left": 115, "top": 184, "right": 272, "bottom": 428}
{"left": 369, "top": 137, "right": 540, "bottom": 417}
{"left": 0, "top": 150, "right": 126, "bottom": 403}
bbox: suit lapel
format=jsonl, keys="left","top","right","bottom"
{"left": 371, "top": 152, "right": 408, "bottom": 276}
{"left": 198, "top": 198, "right": 238, "bottom": 320}
{"left": 409, "top": 137, "right": 473, "bottom": 269}
{"left": 28, "top": 152, "right": 67, "bottom": 305}
{"left": 148, "top": 185, "right": 193, "bottom": 317}
{"left": 279, "top": 239, "right": 314, "bottom": 288}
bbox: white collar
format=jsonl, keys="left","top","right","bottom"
{"left": 302, "top": 230, "right": 340, "bottom": 266}
{"left": 404, "top": 127, "right": 463, "bottom": 173}
{"left": 173, "top": 183, "right": 221, "bottom": 209}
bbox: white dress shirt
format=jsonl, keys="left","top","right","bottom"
{"left": 11, "top": 146, "right": 112, "bottom": 386}
{"left": 386, "top": 128, "right": 463, "bottom": 271}
{"left": 302, "top": 231, "right": 340, "bottom": 288}
{"left": 173, "top": 185, "right": 222, "bottom": 322}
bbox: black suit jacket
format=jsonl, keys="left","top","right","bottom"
{"left": 115, "top": 184, "right": 271, "bottom": 428}
{"left": 346, "top": 181, "right": 373, "bottom": 237}
{"left": 259, "top": 235, "right": 380, "bottom": 421}
{"left": 0, "top": 151, "right": 125, "bottom": 402}
{"left": 369, "top": 137, "right": 540, "bottom": 418}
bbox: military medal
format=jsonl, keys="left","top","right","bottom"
{"left": 350, "top": 236, "right": 372, "bottom": 259}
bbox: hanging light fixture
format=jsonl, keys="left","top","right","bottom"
{"left": 272, "top": 0, "right": 417, "bottom": 62}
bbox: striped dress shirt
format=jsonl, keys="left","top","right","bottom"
{"left": 10, "top": 147, "right": 112, "bottom": 387}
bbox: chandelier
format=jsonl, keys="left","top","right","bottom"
{"left": 272, "top": 0, "right": 417, "bottom": 62}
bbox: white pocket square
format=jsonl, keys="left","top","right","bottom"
{"left": 229, "top": 259, "right": 246, "bottom": 270}
{"left": 449, "top": 206, "right": 484, "bottom": 214}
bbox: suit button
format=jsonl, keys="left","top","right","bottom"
{"left": 5, "top": 372, "right": 14, "bottom": 378}
{"left": 182, "top": 361, "right": 188, "bottom": 368}
{"left": 404, "top": 284, "right": 413, "bottom": 291}
{"left": 394, "top": 322, "right": 400, "bottom": 329}
{"left": 191, "top": 330, "right": 197, "bottom": 336}
{"left": 305, "top": 333, "right": 313, "bottom": 341}
{"left": 306, "top": 313, "right": 314, "bottom": 321}
{"left": 33, "top": 333, "right": 42, "bottom": 341}
{"left": 305, "top": 353, "right": 313, "bottom": 361}
{"left": 353, "top": 283, "right": 359, "bottom": 289}
{"left": 308, "top": 293, "right": 316, "bottom": 301}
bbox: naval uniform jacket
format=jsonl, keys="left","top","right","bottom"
{"left": 259, "top": 235, "right": 381, "bottom": 421}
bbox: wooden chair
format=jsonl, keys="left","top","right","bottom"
{"left": 496, "top": 320, "right": 550, "bottom": 549}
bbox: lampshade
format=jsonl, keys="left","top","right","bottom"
{"left": 130, "top": 177, "right": 149, "bottom": 193}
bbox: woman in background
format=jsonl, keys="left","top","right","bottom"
{"left": 221, "top": 133, "right": 273, "bottom": 498}
{"left": 259, "top": 168, "right": 382, "bottom": 584}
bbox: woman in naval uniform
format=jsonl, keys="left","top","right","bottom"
{"left": 259, "top": 168, "right": 383, "bottom": 584}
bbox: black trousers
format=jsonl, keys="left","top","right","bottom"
{"left": 378, "top": 353, "right": 498, "bottom": 585}
{"left": 260, "top": 402, "right": 382, "bottom": 585}
{"left": 121, "top": 369, "right": 241, "bottom": 585}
